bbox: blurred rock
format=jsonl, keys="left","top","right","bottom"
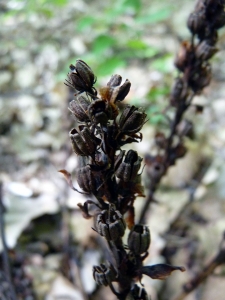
{"left": 46, "top": 275, "right": 84, "bottom": 300}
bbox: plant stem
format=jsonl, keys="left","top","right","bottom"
{"left": 173, "top": 247, "right": 225, "bottom": 300}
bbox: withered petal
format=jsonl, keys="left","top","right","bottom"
{"left": 58, "top": 169, "right": 87, "bottom": 194}
{"left": 142, "top": 264, "right": 185, "bottom": 280}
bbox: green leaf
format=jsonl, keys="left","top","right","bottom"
{"left": 105, "top": 0, "right": 141, "bottom": 19}
{"left": 123, "top": 0, "right": 141, "bottom": 12}
{"left": 119, "top": 46, "right": 158, "bottom": 60}
{"left": 97, "top": 57, "right": 126, "bottom": 76}
{"left": 53, "top": 0, "right": 68, "bottom": 5}
{"left": 150, "top": 54, "right": 173, "bottom": 73}
{"left": 148, "top": 114, "right": 165, "bottom": 125}
{"left": 147, "top": 106, "right": 165, "bottom": 125}
{"left": 36, "top": 7, "right": 54, "bottom": 18}
{"left": 147, "top": 86, "right": 170, "bottom": 102}
{"left": 16, "top": 38, "right": 29, "bottom": 48}
{"left": 126, "top": 39, "right": 148, "bottom": 50}
{"left": 92, "top": 35, "right": 116, "bottom": 55}
{"left": 39, "top": 0, "right": 68, "bottom": 6}
{"left": 137, "top": 7, "right": 172, "bottom": 24}
{"left": 77, "top": 16, "right": 96, "bottom": 31}
{"left": 144, "top": 47, "right": 158, "bottom": 57}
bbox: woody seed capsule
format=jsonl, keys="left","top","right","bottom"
{"left": 69, "top": 126, "right": 99, "bottom": 156}
{"left": 65, "top": 61, "right": 97, "bottom": 96}
{"left": 128, "top": 225, "right": 150, "bottom": 255}
{"left": 119, "top": 105, "right": 147, "bottom": 134}
{"left": 75, "top": 59, "right": 96, "bottom": 87}
{"left": 115, "top": 150, "right": 142, "bottom": 182}
{"left": 170, "top": 77, "right": 185, "bottom": 107}
{"left": 187, "top": 11, "right": 206, "bottom": 37}
{"left": 107, "top": 74, "right": 122, "bottom": 87}
{"left": 68, "top": 95, "right": 91, "bottom": 122}
{"left": 195, "top": 41, "right": 218, "bottom": 60}
{"left": 96, "top": 206, "right": 126, "bottom": 241}
{"left": 93, "top": 263, "right": 117, "bottom": 286}
{"left": 116, "top": 79, "right": 131, "bottom": 101}
{"left": 88, "top": 99, "right": 111, "bottom": 125}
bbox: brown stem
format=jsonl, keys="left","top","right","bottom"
{"left": 164, "top": 158, "right": 211, "bottom": 237}
{"left": 173, "top": 247, "right": 225, "bottom": 300}
{"left": 138, "top": 188, "right": 156, "bottom": 224}
{"left": 138, "top": 97, "right": 191, "bottom": 225}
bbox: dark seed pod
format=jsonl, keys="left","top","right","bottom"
{"left": 76, "top": 157, "right": 106, "bottom": 194}
{"left": 119, "top": 105, "right": 147, "bottom": 134}
{"left": 68, "top": 95, "right": 91, "bottom": 122}
{"left": 212, "top": 11, "right": 225, "bottom": 30}
{"left": 95, "top": 206, "right": 126, "bottom": 241}
{"left": 174, "top": 41, "right": 190, "bottom": 72}
{"left": 128, "top": 225, "right": 150, "bottom": 255}
{"left": 145, "top": 155, "right": 165, "bottom": 183}
{"left": 75, "top": 59, "right": 96, "bottom": 87}
{"left": 107, "top": 74, "right": 122, "bottom": 87}
{"left": 115, "top": 150, "right": 143, "bottom": 182}
{"left": 195, "top": 41, "right": 218, "bottom": 60}
{"left": 114, "top": 150, "right": 125, "bottom": 172}
{"left": 170, "top": 77, "right": 186, "bottom": 107}
{"left": 88, "top": 99, "right": 111, "bottom": 125}
{"left": 101, "top": 77, "right": 131, "bottom": 103}
{"left": 77, "top": 164, "right": 95, "bottom": 193}
{"left": 119, "top": 105, "right": 137, "bottom": 127}
{"left": 94, "top": 151, "right": 109, "bottom": 167}
{"left": 69, "top": 126, "right": 100, "bottom": 156}
{"left": 66, "top": 71, "right": 86, "bottom": 92}
{"left": 93, "top": 263, "right": 117, "bottom": 286}
{"left": 187, "top": 11, "right": 206, "bottom": 36}
{"left": 65, "top": 61, "right": 97, "bottom": 96}
{"left": 206, "top": 31, "right": 218, "bottom": 46}
{"left": 188, "top": 64, "right": 211, "bottom": 92}
{"left": 116, "top": 79, "right": 131, "bottom": 101}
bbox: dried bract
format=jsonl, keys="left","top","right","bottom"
{"left": 142, "top": 264, "right": 185, "bottom": 280}
{"left": 174, "top": 41, "right": 191, "bottom": 72}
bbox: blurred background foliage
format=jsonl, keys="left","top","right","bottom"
{"left": 1, "top": 0, "right": 225, "bottom": 299}
{"left": 0, "top": 0, "right": 195, "bottom": 137}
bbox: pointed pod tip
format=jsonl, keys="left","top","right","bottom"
{"left": 58, "top": 169, "right": 69, "bottom": 175}
{"left": 179, "top": 266, "right": 186, "bottom": 272}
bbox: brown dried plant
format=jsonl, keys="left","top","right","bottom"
{"left": 61, "top": 1, "right": 225, "bottom": 299}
